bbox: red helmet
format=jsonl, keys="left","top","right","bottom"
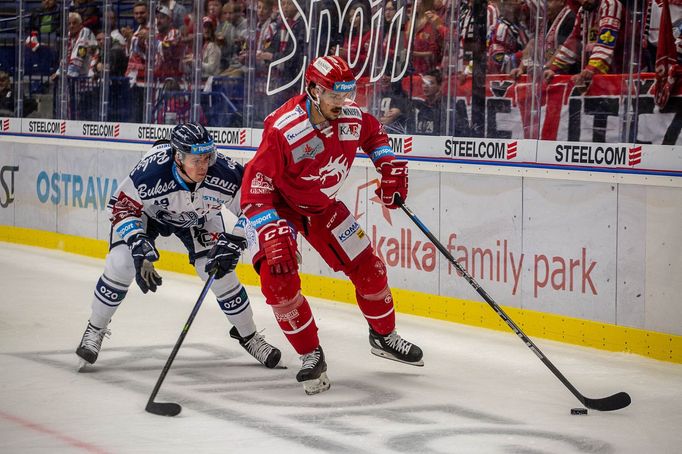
{"left": 305, "top": 56, "right": 356, "bottom": 93}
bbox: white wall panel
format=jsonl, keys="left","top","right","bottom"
{"left": 644, "top": 187, "right": 682, "bottom": 334}
{"left": 55, "top": 146, "right": 98, "bottom": 237}
{"left": 616, "top": 185, "right": 647, "bottom": 328}
{"left": 522, "top": 179, "right": 617, "bottom": 322}
{"left": 440, "top": 173, "right": 523, "bottom": 307}
{"left": 14, "top": 144, "right": 57, "bottom": 231}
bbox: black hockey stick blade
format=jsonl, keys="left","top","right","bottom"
{"left": 145, "top": 401, "right": 182, "bottom": 417}
{"left": 583, "top": 391, "right": 631, "bottom": 411}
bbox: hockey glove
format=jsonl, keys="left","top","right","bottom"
{"left": 260, "top": 219, "right": 298, "bottom": 275}
{"left": 205, "top": 232, "right": 248, "bottom": 279}
{"left": 128, "top": 233, "right": 162, "bottom": 293}
{"left": 375, "top": 160, "right": 408, "bottom": 209}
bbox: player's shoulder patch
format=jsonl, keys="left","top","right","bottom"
{"left": 282, "top": 118, "right": 314, "bottom": 145}
{"left": 132, "top": 145, "right": 173, "bottom": 179}
{"left": 203, "top": 157, "right": 242, "bottom": 195}
{"left": 273, "top": 104, "right": 306, "bottom": 130}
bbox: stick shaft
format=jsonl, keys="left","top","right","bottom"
{"left": 146, "top": 273, "right": 216, "bottom": 407}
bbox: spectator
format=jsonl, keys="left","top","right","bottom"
{"left": 406, "top": 0, "right": 448, "bottom": 74}
{"left": 410, "top": 69, "right": 443, "bottom": 135}
{"left": 378, "top": 75, "right": 408, "bottom": 134}
{"left": 487, "top": 0, "right": 530, "bottom": 74}
{"left": 382, "top": 1, "right": 408, "bottom": 73}
{"left": 511, "top": 0, "right": 576, "bottom": 78}
{"left": 125, "top": 2, "right": 149, "bottom": 123}
{"left": 459, "top": 0, "right": 500, "bottom": 77}
{"left": 206, "top": 0, "right": 222, "bottom": 26}
{"left": 217, "top": 1, "right": 248, "bottom": 73}
{"left": 269, "top": 0, "right": 305, "bottom": 101}
{"left": 30, "top": 0, "right": 60, "bottom": 36}
{"left": 199, "top": 16, "right": 222, "bottom": 77}
{"left": 384, "top": 0, "right": 397, "bottom": 28}
{"left": 253, "top": 0, "right": 277, "bottom": 68}
{"left": 249, "top": 0, "right": 278, "bottom": 122}
{"left": 51, "top": 12, "right": 96, "bottom": 81}
{"left": 70, "top": 0, "right": 102, "bottom": 34}
{"left": 158, "top": 0, "right": 189, "bottom": 31}
{"left": 544, "top": 0, "right": 625, "bottom": 88}
{"left": 0, "top": 71, "right": 38, "bottom": 117}
{"left": 339, "top": 1, "right": 372, "bottom": 77}
{"left": 49, "top": 12, "right": 96, "bottom": 119}
{"left": 153, "top": 5, "right": 186, "bottom": 83}
{"left": 105, "top": 9, "right": 127, "bottom": 49}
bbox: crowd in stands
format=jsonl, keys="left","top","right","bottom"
{"left": 1, "top": 0, "right": 680, "bottom": 134}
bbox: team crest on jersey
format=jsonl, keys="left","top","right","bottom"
{"left": 292, "top": 136, "right": 324, "bottom": 163}
{"left": 301, "top": 154, "right": 349, "bottom": 197}
{"left": 250, "top": 172, "right": 275, "bottom": 194}
{"left": 338, "top": 123, "right": 361, "bottom": 141}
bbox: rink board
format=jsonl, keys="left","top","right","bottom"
{"left": 1, "top": 132, "right": 681, "bottom": 364}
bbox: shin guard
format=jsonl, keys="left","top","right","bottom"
{"left": 347, "top": 253, "right": 396, "bottom": 335}
{"left": 260, "top": 264, "right": 319, "bottom": 354}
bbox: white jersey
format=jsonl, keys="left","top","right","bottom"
{"left": 108, "top": 142, "right": 247, "bottom": 247}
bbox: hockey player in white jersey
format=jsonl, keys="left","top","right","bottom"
{"left": 76, "top": 122, "right": 282, "bottom": 370}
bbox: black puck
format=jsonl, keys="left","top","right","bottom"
{"left": 570, "top": 408, "right": 588, "bottom": 415}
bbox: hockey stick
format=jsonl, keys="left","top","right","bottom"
{"left": 145, "top": 272, "right": 216, "bottom": 417}
{"left": 396, "top": 196, "right": 631, "bottom": 411}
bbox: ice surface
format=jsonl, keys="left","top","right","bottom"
{"left": 1, "top": 242, "right": 681, "bottom": 453}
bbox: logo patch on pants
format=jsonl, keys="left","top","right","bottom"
{"left": 332, "top": 215, "right": 370, "bottom": 261}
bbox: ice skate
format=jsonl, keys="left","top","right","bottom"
{"left": 76, "top": 322, "right": 111, "bottom": 371}
{"left": 369, "top": 328, "right": 424, "bottom": 366}
{"left": 230, "top": 326, "right": 282, "bottom": 368}
{"left": 296, "top": 346, "right": 331, "bottom": 395}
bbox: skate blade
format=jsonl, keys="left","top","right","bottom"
{"left": 371, "top": 348, "right": 424, "bottom": 367}
{"left": 301, "top": 372, "right": 331, "bottom": 395}
{"left": 76, "top": 358, "right": 90, "bottom": 372}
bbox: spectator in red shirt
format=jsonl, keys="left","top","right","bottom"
{"left": 544, "top": 0, "right": 625, "bottom": 88}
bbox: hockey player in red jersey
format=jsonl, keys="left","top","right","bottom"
{"left": 241, "top": 56, "right": 424, "bottom": 395}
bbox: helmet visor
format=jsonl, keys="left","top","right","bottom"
{"left": 180, "top": 139, "right": 217, "bottom": 166}
{"left": 318, "top": 84, "right": 356, "bottom": 106}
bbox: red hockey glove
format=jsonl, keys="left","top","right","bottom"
{"left": 375, "top": 160, "right": 408, "bottom": 209}
{"left": 260, "top": 219, "right": 298, "bottom": 275}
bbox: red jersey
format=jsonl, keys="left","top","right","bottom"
{"left": 550, "top": 0, "right": 625, "bottom": 74}
{"left": 242, "top": 94, "right": 393, "bottom": 225}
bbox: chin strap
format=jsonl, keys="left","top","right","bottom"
{"left": 173, "top": 157, "right": 200, "bottom": 186}
{"left": 305, "top": 93, "right": 334, "bottom": 138}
